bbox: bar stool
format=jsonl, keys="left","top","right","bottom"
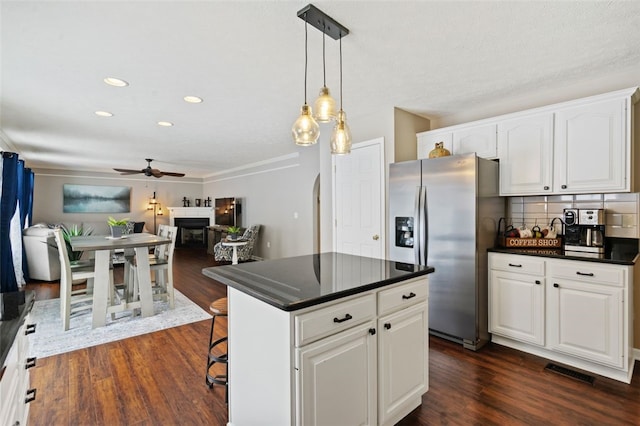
{"left": 206, "top": 297, "right": 228, "bottom": 401}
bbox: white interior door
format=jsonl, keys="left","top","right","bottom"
{"left": 333, "top": 138, "right": 385, "bottom": 259}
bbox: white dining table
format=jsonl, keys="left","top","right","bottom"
{"left": 70, "top": 233, "right": 171, "bottom": 328}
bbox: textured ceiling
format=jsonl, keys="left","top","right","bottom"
{"left": 2, "top": 1, "right": 640, "bottom": 178}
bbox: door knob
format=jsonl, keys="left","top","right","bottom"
{"left": 372, "top": 234, "right": 379, "bottom": 241}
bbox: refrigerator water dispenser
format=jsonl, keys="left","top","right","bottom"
{"left": 395, "top": 217, "right": 414, "bottom": 248}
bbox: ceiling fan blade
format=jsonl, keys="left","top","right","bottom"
{"left": 114, "top": 160, "right": 185, "bottom": 178}
{"left": 114, "top": 168, "right": 143, "bottom": 174}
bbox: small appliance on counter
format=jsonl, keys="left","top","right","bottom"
{"left": 563, "top": 208, "right": 606, "bottom": 254}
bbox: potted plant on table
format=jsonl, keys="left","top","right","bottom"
{"left": 107, "top": 216, "right": 130, "bottom": 238}
{"left": 226, "top": 226, "right": 241, "bottom": 240}
{"left": 60, "top": 223, "right": 94, "bottom": 263}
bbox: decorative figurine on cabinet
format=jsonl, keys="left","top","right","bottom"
{"left": 428, "top": 142, "right": 451, "bottom": 159}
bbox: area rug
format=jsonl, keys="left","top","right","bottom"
{"left": 28, "top": 290, "right": 211, "bottom": 358}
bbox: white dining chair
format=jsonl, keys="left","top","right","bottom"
{"left": 128, "top": 225, "right": 177, "bottom": 309}
{"left": 53, "top": 228, "right": 114, "bottom": 330}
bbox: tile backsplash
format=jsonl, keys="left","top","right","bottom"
{"left": 507, "top": 193, "right": 640, "bottom": 239}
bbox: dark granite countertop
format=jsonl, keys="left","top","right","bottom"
{"left": 489, "top": 238, "right": 639, "bottom": 266}
{"left": 1, "top": 291, "right": 35, "bottom": 371}
{"left": 202, "top": 252, "right": 434, "bottom": 311}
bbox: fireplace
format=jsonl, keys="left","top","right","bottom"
{"left": 168, "top": 207, "right": 215, "bottom": 249}
{"left": 174, "top": 217, "right": 209, "bottom": 248}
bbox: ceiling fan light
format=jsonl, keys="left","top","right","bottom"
{"left": 331, "top": 110, "right": 352, "bottom": 155}
{"left": 292, "top": 104, "right": 320, "bottom": 146}
{"left": 313, "top": 86, "right": 337, "bottom": 122}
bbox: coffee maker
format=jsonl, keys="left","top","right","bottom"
{"left": 563, "top": 208, "right": 605, "bottom": 254}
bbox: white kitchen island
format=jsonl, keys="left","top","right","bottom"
{"left": 202, "top": 252, "right": 434, "bottom": 426}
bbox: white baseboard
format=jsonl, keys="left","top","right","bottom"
{"left": 634, "top": 347, "right": 640, "bottom": 361}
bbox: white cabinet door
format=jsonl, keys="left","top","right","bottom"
{"left": 498, "top": 112, "right": 554, "bottom": 195}
{"left": 297, "top": 322, "right": 377, "bottom": 426}
{"left": 417, "top": 131, "right": 453, "bottom": 159}
{"left": 377, "top": 303, "right": 428, "bottom": 426}
{"left": 547, "top": 280, "right": 623, "bottom": 368}
{"left": 489, "top": 270, "right": 545, "bottom": 346}
{"left": 453, "top": 123, "right": 497, "bottom": 159}
{"left": 554, "top": 98, "right": 627, "bottom": 193}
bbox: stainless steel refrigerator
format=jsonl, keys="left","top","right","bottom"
{"left": 388, "top": 153, "right": 504, "bottom": 350}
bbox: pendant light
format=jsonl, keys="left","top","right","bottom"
{"left": 313, "top": 29, "right": 337, "bottom": 122}
{"left": 331, "top": 33, "right": 352, "bottom": 155}
{"left": 292, "top": 15, "right": 320, "bottom": 146}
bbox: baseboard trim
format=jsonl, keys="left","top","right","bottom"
{"left": 634, "top": 347, "right": 640, "bottom": 361}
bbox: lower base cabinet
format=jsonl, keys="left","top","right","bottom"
{"left": 297, "top": 322, "right": 377, "bottom": 425}
{"left": 488, "top": 252, "right": 635, "bottom": 383}
{"left": 228, "top": 277, "right": 429, "bottom": 426}
{"left": 1, "top": 311, "right": 37, "bottom": 426}
{"left": 377, "top": 303, "right": 428, "bottom": 425}
{"left": 548, "top": 278, "right": 623, "bottom": 368}
{"left": 489, "top": 270, "right": 545, "bottom": 346}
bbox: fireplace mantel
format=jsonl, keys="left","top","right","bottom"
{"left": 168, "top": 207, "right": 214, "bottom": 226}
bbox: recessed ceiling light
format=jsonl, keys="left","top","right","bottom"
{"left": 95, "top": 111, "right": 113, "bottom": 117}
{"left": 184, "top": 96, "right": 203, "bottom": 103}
{"left": 103, "top": 77, "right": 129, "bottom": 87}
{"left": 157, "top": 121, "right": 174, "bottom": 127}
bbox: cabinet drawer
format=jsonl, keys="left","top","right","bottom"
{"left": 489, "top": 254, "right": 545, "bottom": 275}
{"left": 548, "top": 261, "right": 625, "bottom": 287}
{"left": 378, "top": 278, "right": 427, "bottom": 316}
{"left": 295, "top": 294, "right": 376, "bottom": 347}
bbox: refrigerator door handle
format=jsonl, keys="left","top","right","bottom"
{"left": 414, "top": 186, "right": 421, "bottom": 265}
{"left": 419, "top": 186, "right": 428, "bottom": 265}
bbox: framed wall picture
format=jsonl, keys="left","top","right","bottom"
{"left": 63, "top": 184, "right": 131, "bottom": 213}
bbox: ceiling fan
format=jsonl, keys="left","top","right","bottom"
{"left": 113, "top": 158, "right": 185, "bottom": 178}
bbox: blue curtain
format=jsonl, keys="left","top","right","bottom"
{"left": 1, "top": 153, "right": 34, "bottom": 292}
{"left": 23, "top": 165, "right": 34, "bottom": 227}
{"left": 1, "top": 152, "right": 19, "bottom": 292}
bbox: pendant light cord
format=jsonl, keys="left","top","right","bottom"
{"left": 322, "top": 28, "right": 326, "bottom": 86}
{"left": 304, "top": 16, "right": 308, "bottom": 104}
{"left": 339, "top": 32, "right": 343, "bottom": 110}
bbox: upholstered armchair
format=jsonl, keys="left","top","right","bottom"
{"left": 213, "top": 224, "right": 261, "bottom": 262}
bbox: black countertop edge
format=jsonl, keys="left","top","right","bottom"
{"left": 488, "top": 247, "right": 639, "bottom": 266}
{"left": 1, "top": 290, "right": 35, "bottom": 371}
{"left": 202, "top": 267, "right": 434, "bottom": 312}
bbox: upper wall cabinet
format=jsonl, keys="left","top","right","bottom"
{"left": 554, "top": 98, "right": 627, "bottom": 194}
{"left": 418, "top": 87, "right": 639, "bottom": 196}
{"left": 417, "top": 123, "right": 497, "bottom": 160}
{"left": 452, "top": 124, "right": 497, "bottom": 159}
{"left": 498, "top": 112, "right": 554, "bottom": 195}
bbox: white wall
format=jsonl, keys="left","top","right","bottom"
{"left": 203, "top": 147, "right": 320, "bottom": 260}
{"left": 31, "top": 168, "right": 203, "bottom": 234}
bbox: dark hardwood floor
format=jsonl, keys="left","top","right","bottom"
{"left": 25, "top": 249, "right": 640, "bottom": 425}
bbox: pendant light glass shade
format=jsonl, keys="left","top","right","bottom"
{"left": 330, "top": 109, "right": 352, "bottom": 155}
{"left": 312, "top": 31, "right": 336, "bottom": 122}
{"left": 292, "top": 104, "right": 320, "bottom": 145}
{"left": 313, "top": 86, "right": 337, "bottom": 122}
{"left": 292, "top": 16, "right": 320, "bottom": 145}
